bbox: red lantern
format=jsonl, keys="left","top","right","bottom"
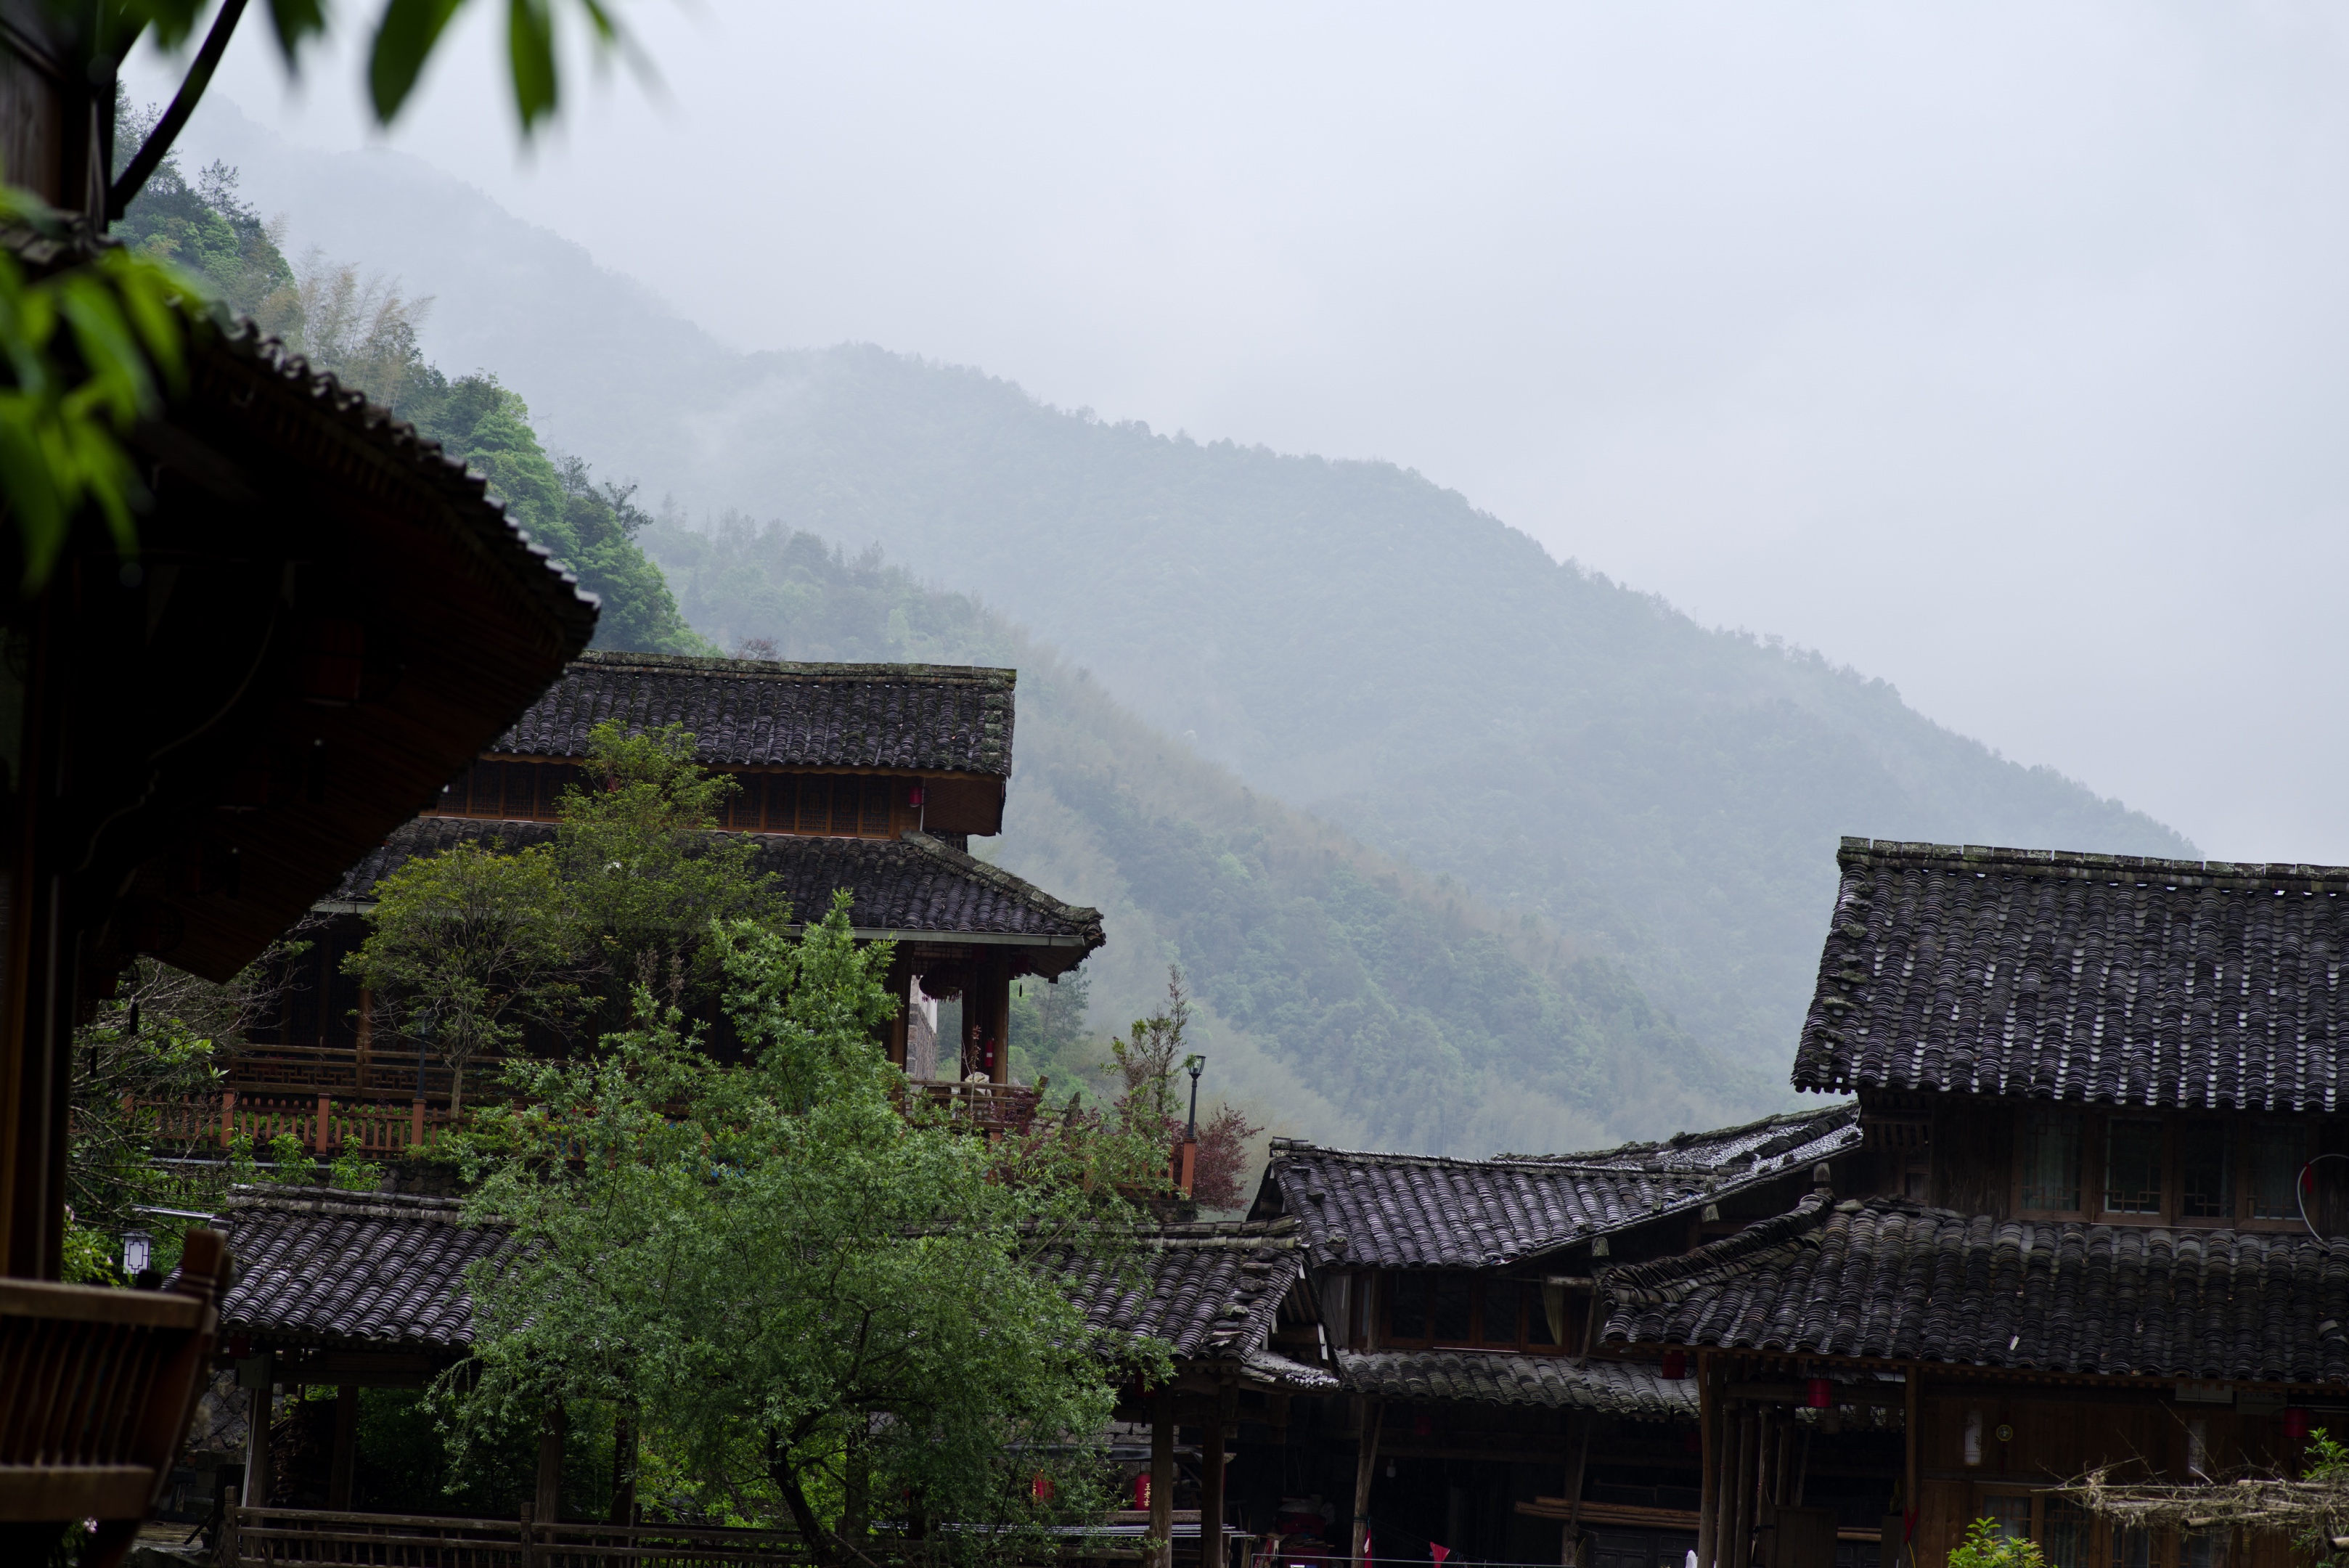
{"left": 1031, "top": 1471, "right": 1055, "bottom": 1503}
{"left": 1660, "top": 1351, "right": 1688, "bottom": 1381}
{"left": 1807, "top": 1379, "right": 1833, "bottom": 1410}
{"left": 1412, "top": 1413, "right": 1434, "bottom": 1438}
{"left": 2286, "top": 1408, "right": 2311, "bottom": 1441}
{"left": 1133, "top": 1472, "right": 1151, "bottom": 1510}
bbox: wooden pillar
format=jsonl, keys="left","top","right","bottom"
{"left": 1151, "top": 1386, "right": 1176, "bottom": 1568}
{"left": 1561, "top": 1410, "right": 1592, "bottom": 1566}
{"left": 535, "top": 1402, "right": 565, "bottom": 1524}
{"left": 242, "top": 1355, "right": 274, "bottom": 1510}
{"left": 1351, "top": 1397, "right": 1384, "bottom": 1568}
{"left": 610, "top": 1402, "right": 638, "bottom": 1526}
{"left": 1203, "top": 1392, "right": 1229, "bottom": 1568}
{"left": 1901, "top": 1369, "right": 1920, "bottom": 1568}
{"left": 883, "top": 952, "right": 911, "bottom": 1071}
{"left": 315, "top": 1090, "right": 332, "bottom": 1156}
{"left": 1731, "top": 1408, "right": 1756, "bottom": 1568}
{"left": 1696, "top": 1360, "right": 1719, "bottom": 1568}
{"left": 328, "top": 1384, "right": 359, "bottom": 1509}
{"left": 968, "top": 950, "right": 1011, "bottom": 1084}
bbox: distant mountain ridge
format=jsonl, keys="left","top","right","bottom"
{"left": 172, "top": 99, "right": 2194, "bottom": 1077}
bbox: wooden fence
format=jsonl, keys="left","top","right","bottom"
{"left": 896, "top": 1079, "right": 1044, "bottom": 1137}
{"left": 134, "top": 1092, "right": 457, "bottom": 1155}
{"left": 223, "top": 1043, "right": 462, "bottom": 1101}
{"left": 221, "top": 1506, "right": 924, "bottom": 1567}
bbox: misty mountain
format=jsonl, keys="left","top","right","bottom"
{"left": 648, "top": 522, "right": 1768, "bottom": 1155}
{"left": 173, "top": 101, "right": 2193, "bottom": 1074}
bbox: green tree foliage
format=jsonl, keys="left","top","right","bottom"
{"left": 401, "top": 375, "right": 703, "bottom": 653}
{"left": 110, "top": 100, "right": 293, "bottom": 319}
{"left": 1008, "top": 966, "right": 1092, "bottom": 1090}
{"left": 65, "top": 948, "right": 299, "bottom": 1278}
{"left": 647, "top": 520, "right": 1765, "bottom": 1154}
{"left": 1948, "top": 1519, "right": 2051, "bottom": 1568}
{"left": 342, "top": 838, "right": 576, "bottom": 1113}
{"left": 449, "top": 902, "right": 1166, "bottom": 1556}
{"left": 1103, "top": 969, "right": 1261, "bottom": 1211}
{"left": 348, "top": 720, "right": 793, "bottom": 1090}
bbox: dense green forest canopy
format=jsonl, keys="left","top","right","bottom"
{"left": 644, "top": 346, "right": 2194, "bottom": 1071}
{"left": 112, "top": 111, "right": 700, "bottom": 656}
{"left": 647, "top": 519, "right": 1770, "bottom": 1155}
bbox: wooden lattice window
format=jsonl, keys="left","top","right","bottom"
{"left": 860, "top": 777, "right": 892, "bottom": 836}
{"left": 797, "top": 777, "right": 833, "bottom": 835}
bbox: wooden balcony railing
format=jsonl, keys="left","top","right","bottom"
{"left": 134, "top": 1092, "right": 457, "bottom": 1155}
{"left": 219, "top": 1505, "right": 923, "bottom": 1567}
{"left": 220, "top": 1044, "right": 461, "bottom": 1102}
{"left": 895, "top": 1078, "right": 1044, "bottom": 1136}
{"left": 0, "top": 1228, "right": 232, "bottom": 1564}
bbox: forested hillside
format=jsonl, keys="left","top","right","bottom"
{"left": 643, "top": 349, "right": 2192, "bottom": 1070}
{"left": 112, "top": 105, "right": 700, "bottom": 657}
{"left": 647, "top": 521, "right": 1768, "bottom": 1154}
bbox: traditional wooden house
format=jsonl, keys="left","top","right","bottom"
{"left": 1598, "top": 839, "right": 2349, "bottom": 1568}
{"left": 207, "top": 1182, "right": 1326, "bottom": 1566}
{"left": 180, "top": 652, "right": 1103, "bottom": 1148}
{"left": 1238, "top": 1106, "right": 1890, "bottom": 1568}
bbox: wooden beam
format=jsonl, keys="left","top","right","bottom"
{"left": 1901, "top": 1369, "right": 1920, "bottom": 1568}
{"left": 1731, "top": 1408, "right": 1754, "bottom": 1568}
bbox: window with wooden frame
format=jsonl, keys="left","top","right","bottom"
{"left": 1380, "top": 1273, "right": 1566, "bottom": 1352}
{"left": 2011, "top": 1109, "right": 2321, "bottom": 1230}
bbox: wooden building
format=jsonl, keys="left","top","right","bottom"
{"left": 196, "top": 652, "right": 1103, "bottom": 1143}
{"left": 1596, "top": 838, "right": 2349, "bottom": 1568}
{"left": 1235, "top": 1107, "right": 1889, "bottom": 1568}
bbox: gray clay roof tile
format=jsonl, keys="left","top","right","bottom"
{"left": 1257, "top": 1105, "right": 1860, "bottom": 1269}
{"left": 489, "top": 653, "right": 1014, "bottom": 776}
{"left": 1601, "top": 1193, "right": 2349, "bottom": 1383}
{"left": 1792, "top": 839, "right": 2349, "bottom": 1111}
{"left": 328, "top": 818, "right": 1103, "bottom": 947}
{"left": 1335, "top": 1349, "right": 1694, "bottom": 1419}
{"left": 217, "top": 1186, "right": 507, "bottom": 1355}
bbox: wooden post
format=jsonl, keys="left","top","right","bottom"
{"left": 883, "top": 952, "right": 912, "bottom": 1071}
{"left": 221, "top": 1088, "right": 237, "bottom": 1149}
{"left": 1203, "top": 1390, "right": 1229, "bottom": 1568}
{"left": 535, "top": 1402, "right": 565, "bottom": 1524}
{"left": 1696, "top": 1359, "right": 1718, "bottom": 1568}
{"left": 328, "top": 1384, "right": 358, "bottom": 1509}
{"left": 241, "top": 1354, "right": 273, "bottom": 1509}
{"left": 314, "top": 1090, "right": 331, "bottom": 1156}
{"left": 610, "top": 1402, "right": 638, "bottom": 1525}
{"left": 1351, "top": 1397, "right": 1384, "bottom": 1568}
{"left": 1731, "top": 1408, "right": 1755, "bottom": 1568}
{"left": 1561, "top": 1410, "right": 1593, "bottom": 1566}
{"left": 1902, "top": 1369, "right": 1920, "bottom": 1568}
{"left": 412, "top": 1095, "right": 426, "bottom": 1149}
{"left": 1151, "top": 1385, "right": 1176, "bottom": 1568}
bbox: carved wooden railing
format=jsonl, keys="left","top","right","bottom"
{"left": 221, "top": 1506, "right": 928, "bottom": 1567}
{"left": 0, "top": 1229, "right": 232, "bottom": 1567}
{"left": 134, "top": 1092, "right": 458, "bottom": 1155}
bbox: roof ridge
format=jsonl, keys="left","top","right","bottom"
{"left": 1838, "top": 836, "right": 2349, "bottom": 889}
{"left": 571, "top": 650, "right": 1016, "bottom": 685}
{"left": 224, "top": 1183, "right": 472, "bottom": 1218}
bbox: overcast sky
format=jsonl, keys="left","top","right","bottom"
{"left": 127, "top": 3, "right": 2349, "bottom": 863}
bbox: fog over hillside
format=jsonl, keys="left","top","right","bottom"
{"left": 161, "top": 102, "right": 2191, "bottom": 1084}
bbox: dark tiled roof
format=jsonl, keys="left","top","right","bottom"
{"left": 1794, "top": 838, "right": 2349, "bottom": 1111}
{"left": 218, "top": 1186, "right": 507, "bottom": 1355}
{"left": 327, "top": 819, "right": 1104, "bottom": 950}
{"left": 1335, "top": 1350, "right": 1694, "bottom": 1420}
{"left": 1601, "top": 1194, "right": 2349, "bottom": 1384}
{"left": 1255, "top": 1105, "right": 1860, "bottom": 1269}
{"left": 1057, "top": 1220, "right": 1317, "bottom": 1371}
{"left": 490, "top": 653, "right": 1014, "bottom": 776}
